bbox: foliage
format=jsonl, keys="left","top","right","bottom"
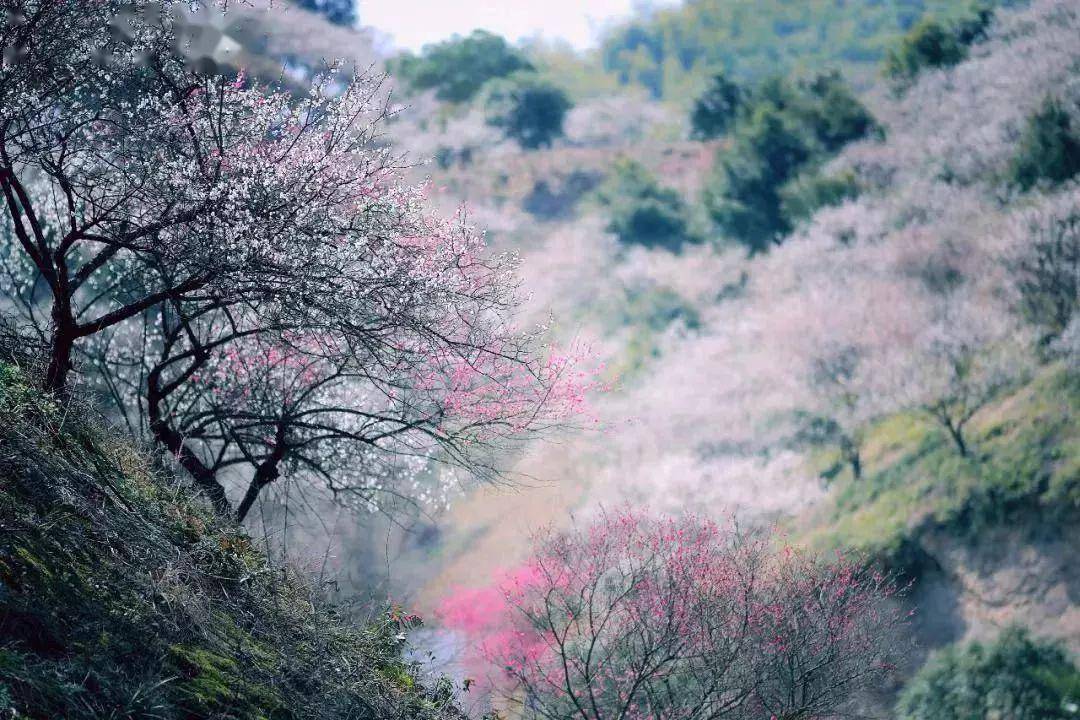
{"left": 1009, "top": 97, "right": 1080, "bottom": 191}
{"left": 780, "top": 169, "right": 861, "bottom": 224}
{"left": 882, "top": 3, "right": 996, "bottom": 86}
{"left": 484, "top": 73, "right": 573, "bottom": 149}
{"left": 0, "top": 1, "right": 595, "bottom": 522}
{"left": 0, "top": 355, "right": 460, "bottom": 719}
{"left": 597, "top": 0, "right": 1003, "bottom": 100}
{"left": 440, "top": 509, "right": 908, "bottom": 720}
{"left": 690, "top": 71, "right": 743, "bottom": 140}
{"left": 883, "top": 18, "right": 966, "bottom": 84}
{"left": 896, "top": 627, "right": 1080, "bottom": 720}
{"left": 391, "top": 30, "right": 533, "bottom": 103}
{"left": 294, "top": 0, "right": 356, "bottom": 26}
{"left": 703, "top": 72, "right": 877, "bottom": 253}
{"left": 596, "top": 158, "right": 698, "bottom": 251}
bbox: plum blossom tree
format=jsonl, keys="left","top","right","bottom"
{"left": 440, "top": 509, "right": 909, "bottom": 720}
{"left": 0, "top": 1, "right": 598, "bottom": 519}
{"left": 905, "top": 297, "right": 1028, "bottom": 458}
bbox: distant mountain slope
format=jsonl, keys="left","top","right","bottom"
{"left": 599, "top": 0, "right": 1016, "bottom": 100}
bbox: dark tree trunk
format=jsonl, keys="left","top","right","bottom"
{"left": 147, "top": 365, "right": 232, "bottom": 516}
{"left": 235, "top": 461, "right": 280, "bottom": 523}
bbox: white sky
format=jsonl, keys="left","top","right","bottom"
{"left": 359, "top": 0, "right": 678, "bottom": 52}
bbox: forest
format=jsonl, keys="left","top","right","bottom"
{"left": 0, "top": 0, "right": 1078, "bottom": 718}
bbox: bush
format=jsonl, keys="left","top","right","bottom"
{"left": 484, "top": 74, "right": 573, "bottom": 149}
{"left": 896, "top": 627, "right": 1080, "bottom": 720}
{"left": 391, "top": 30, "right": 533, "bottom": 103}
{"left": 597, "top": 158, "right": 698, "bottom": 251}
{"left": 690, "top": 72, "right": 744, "bottom": 140}
{"left": 1010, "top": 98, "right": 1080, "bottom": 191}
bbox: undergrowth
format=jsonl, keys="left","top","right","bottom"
{"left": 0, "top": 356, "right": 461, "bottom": 720}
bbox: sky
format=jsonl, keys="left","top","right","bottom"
{"left": 359, "top": 0, "right": 678, "bottom": 52}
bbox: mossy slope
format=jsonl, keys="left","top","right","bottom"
{"left": 800, "top": 364, "right": 1080, "bottom": 572}
{"left": 0, "top": 361, "right": 460, "bottom": 720}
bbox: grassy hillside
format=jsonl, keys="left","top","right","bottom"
{"left": 800, "top": 364, "right": 1080, "bottom": 572}
{"left": 0, "top": 358, "right": 459, "bottom": 720}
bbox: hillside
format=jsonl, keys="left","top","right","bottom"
{"left": 0, "top": 354, "right": 460, "bottom": 719}
{"left": 373, "top": 2, "right": 1080, "bottom": 702}
{"left": 594, "top": 0, "right": 1013, "bottom": 100}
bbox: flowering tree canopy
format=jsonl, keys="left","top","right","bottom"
{"left": 440, "top": 509, "right": 909, "bottom": 720}
{"left": 0, "top": 1, "right": 598, "bottom": 519}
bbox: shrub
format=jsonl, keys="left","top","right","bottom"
{"left": 690, "top": 71, "right": 744, "bottom": 140}
{"left": 484, "top": 74, "right": 573, "bottom": 149}
{"left": 597, "top": 158, "right": 698, "bottom": 250}
{"left": 391, "top": 30, "right": 533, "bottom": 103}
{"left": 1009, "top": 98, "right": 1080, "bottom": 191}
{"left": 896, "top": 627, "right": 1080, "bottom": 720}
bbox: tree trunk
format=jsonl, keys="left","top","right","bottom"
{"left": 945, "top": 418, "right": 968, "bottom": 458}
{"left": 147, "top": 367, "right": 232, "bottom": 517}
{"left": 44, "top": 297, "right": 76, "bottom": 393}
{"left": 235, "top": 461, "right": 280, "bottom": 523}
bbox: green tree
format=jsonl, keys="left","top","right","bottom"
{"left": 702, "top": 73, "right": 877, "bottom": 253}
{"left": 797, "top": 71, "right": 881, "bottom": 152}
{"left": 704, "top": 103, "right": 812, "bottom": 253}
{"left": 391, "top": 30, "right": 533, "bottom": 103}
{"left": 884, "top": 18, "right": 965, "bottom": 82}
{"left": 484, "top": 74, "right": 572, "bottom": 149}
{"left": 597, "top": 158, "right": 697, "bottom": 251}
{"left": 690, "top": 72, "right": 744, "bottom": 140}
{"left": 1010, "top": 97, "right": 1080, "bottom": 191}
{"left": 897, "top": 627, "right": 1080, "bottom": 720}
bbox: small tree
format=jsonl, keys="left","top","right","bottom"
{"left": 908, "top": 302, "right": 1024, "bottom": 458}
{"left": 1009, "top": 97, "right": 1080, "bottom": 191}
{"left": 441, "top": 509, "right": 909, "bottom": 720}
{"left": 484, "top": 74, "right": 572, "bottom": 150}
{"left": 690, "top": 72, "right": 744, "bottom": 140}
{"left": 897, "top": 627, "right": 1080, "bottom": 720}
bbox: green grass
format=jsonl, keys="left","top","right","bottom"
{"left": 800, "top": 364, "right": 1080, "bottom": 573}
{"left": 0, "top": 359, "right": 460, "bottom": 720}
